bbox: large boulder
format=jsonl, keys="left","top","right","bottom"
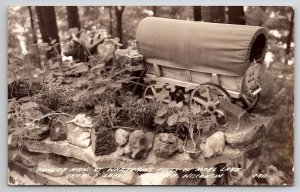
{"left": 225, "top": 124, "right": 266, "bottom": 148}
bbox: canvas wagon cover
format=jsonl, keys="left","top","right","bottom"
{"left": 136, "top": 17, "right": 267, "bottom": 76}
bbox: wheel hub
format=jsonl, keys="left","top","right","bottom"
{"left": 205, "top": 102, "right": 217, "bottom": 114}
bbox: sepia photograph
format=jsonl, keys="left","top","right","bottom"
{"left": 7, "top": 6, "right": 294, "bottom": 186}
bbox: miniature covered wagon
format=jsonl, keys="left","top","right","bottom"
{"left": 135, "top": 17, "right": 267, "bottom": 118}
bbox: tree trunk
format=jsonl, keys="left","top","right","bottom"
{"left": 66, "top": 6, "right": 80, "bottom": 30}
{"left": 193, "top": 6, "right": 202, "bottom": 21}
{"left": 202, "top": 6, "right": 225, "bottom": 23}
{"left": 36, "top": 6, "right": 60, "bottom": 59}
{"left": 228, "top": 6, "right": 245, "bottom": 25}
{"left": 152, "top": 6, "right": 158, "bottom": 17}
{"left": 108, "top": 6, "right": 113, "bottom": 35}
{"left": 286, "top": 9, "right": 294, "bottom": 56}
{"left": 28, "top": 6, "right": 38, "bottom": 44}
{"left": 27, "top": 6, "right": 41, "bottom": 68}
{"left": 114, "top": 6, "right": 125, "bottom": 44}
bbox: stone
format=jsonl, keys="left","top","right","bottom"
{"left": 116, "top": 147, "right": 125, "bottom": 156}
{"left": 104, "top": 170, "right": 138, "bottom": 185}
{"left": 124, "top": 144, "right": 132, "bottom": 156}
{"left": 47, "top": 153, "right": 67, "bottom": 165}
{"left": 68, "top": 174, "right": 96, "bottom": 185}
{"left": 14, "top": 152, "right": 37, "bottom": 168}
{"left": 144, "top": 132, "right": 154, "bottom": 150}
{"left": 8, "top": 134, "right": 18, "bottom": 150}
{"left": 115, "top": 129, "right": 130, "bottom": 146}
{"left": 19, "top": 102, "right": 43, "bottom": 120}
{"left": 95, "top": 178, "right": 125, "bottom": 185}
{"left": 200, "top": 131, "right": 225, "bottom": 158}
{"left": 67, "top": 114, "right": 93, "bottom": 128}
{"left": 258, "top": 68, "right": 275, "bottom": 104}
{"left": 67, "top": 123, "right": 91, "bottom": 148}
{"left": 39, "top": 160, "right": 66, "bottom": 177}
{"left": 154, "top": 133, "right": 178, "bottom": 158}
{"left": 136, "top": 171, "right": 179, "bottom": 185}
{"left": 127, "top": 130, "right": 154, "bottom": 159}
{"left": 20, "top": 102, "right": 38, "bottom": 111}
{"left": 246, "top": 146, "right": 262, "bottom": 158}
{"left": 218, "top": 99, "right": 247, "bottom": 131}
{"left": 225, "top": 124, "right": 266, "bottom": 148}
{"left": 68, "top": 157, "right": 83, "bottom": 164}
{"left": 25, "top": 124, "right": 49, "bottom": 140}
{"left": 128, "top": 130, "right": 144, "bottom": 159}
{"left": 91, "top": 128, "right": 117, "bottom": 156}
{"left": 177, "top": 139, "right": 184, "bottom": 153}
{"left": 49, "top": 121, "right": 67, "bottom": 141}
{"left": 266, "top": 165, "right": 286, "bottom": 185}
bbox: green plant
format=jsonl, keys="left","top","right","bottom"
{"left": 152, "top": 83, "right": 219, "bottom": 153}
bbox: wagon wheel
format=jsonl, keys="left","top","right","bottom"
{"left": 190, "top": 83, "right": 232, "bottom": 125}
{"left": 144, "top": 85, "right": 171, "bottom": 104}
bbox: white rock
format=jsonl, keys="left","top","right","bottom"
{"left": 67, "top": 123, "right": 91, "bottom": 148}
{"left": 116, "top": 147, "right": 125, "bottom": 156}
{"left": 200, "top": 131, "right": 225, "bottom": 158}
{"left": 136, "top": 171, "right": 178, "bottom": 185}
{"left": 124, "top": 144, "right": 132, "bottom": 155}
{"left": 67, "top": 114, "right": 93, "bottom": 128}
{"left": 115, "top": 129, "right": 130, "bottom": 146}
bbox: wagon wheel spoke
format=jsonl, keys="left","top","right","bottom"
{"left": 215, "top": 109, "right": 225, "bottom": 118}
{"left": 162, "top": 98, "right": 171, "bottom": 104}
{"left": 205, "top": 87, "right": 212, "bottom": 102}
{"left": 144, "top": 95, "right": 155, "bottom": 100}
{"left": 192, "top": 96, "right": 208, "bottom": 106}
{"left": 150, "top": 86, "right": 157, "bottom": 96}
{"left": 144, "top": 85, "right": 158, "bottom": 102}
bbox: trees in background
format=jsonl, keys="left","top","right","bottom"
{"left": 228, "top": 6, "right": 245, "bottom": 25}
{"left": 66, "top": 6, "right": 81, "bottom": 30}
{"left": 108, "top": 7, "right": 113, "bottom": 35}
{"left": 114, "top": 6, "right": 125, "bottom": 44}
{"left": 8, "top": 6, "right": 294, "bottom": 66}
{"left": 202, "top": 6, "right": 225, "bottom": 23}
{"left": 286, "top": 8, "right": 294, "bottom": 56}
{"left": 193, "top": 6, "right": 202, "bottom": 21}
{"left": 152, "top": 6, "right": 158, "bottom": 17}
{"left": 35, "top": 6, "right": 60, "bottom": 59}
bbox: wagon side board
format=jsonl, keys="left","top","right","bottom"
{"left": 145, "top": 60, "right": 242, "bottom": 98}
